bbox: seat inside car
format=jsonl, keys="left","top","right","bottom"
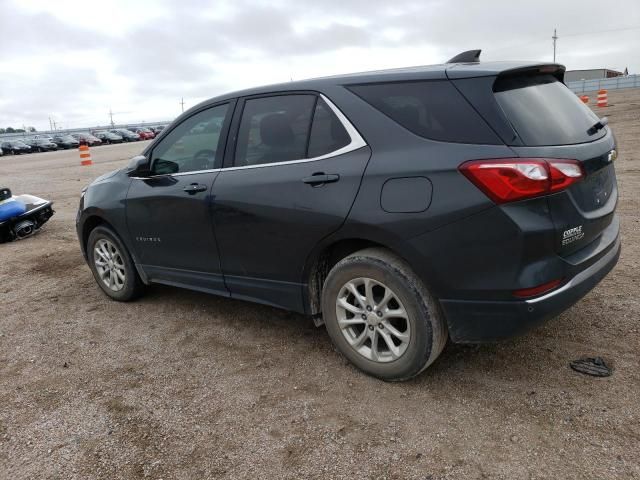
{"left": 258, "top": 113, "right": 297, "bottom": 164}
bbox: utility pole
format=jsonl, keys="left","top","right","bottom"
{"left": 48, "top": 116, "right": 53, "bottom": 131}
{"left": 109, "top": 108, "right": 115, "bottom": 127}
{"left": 180, "top": 97, "right": 185, "bottom": 113}
{"left": 552, "top": 28, "right": 558, "bottom": 62}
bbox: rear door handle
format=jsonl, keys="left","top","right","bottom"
{"left": 183, "top": 183, "right": 208, "bottom": 194}
{"left": 302, "top": 173, "right": 340, "bottom": 186}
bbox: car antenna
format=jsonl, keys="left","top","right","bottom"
{"left": 446, "top": 49, "right": 481, "bottom": 63}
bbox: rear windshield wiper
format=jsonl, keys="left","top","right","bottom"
{"left": 587, "top": 117, "right": 608, "bottom": 136}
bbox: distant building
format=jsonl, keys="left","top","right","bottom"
{"left": 565, "top": 68, "right": 625, "bottom": 83}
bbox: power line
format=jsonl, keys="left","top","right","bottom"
{"left": 561, "top": 25, "right": 640, "bottom": 37}
{"left": 549, "top": 25, "right": 639, "bottom": 63}
{"left": 490, "top": 24, "right": 639, "bottom": 59}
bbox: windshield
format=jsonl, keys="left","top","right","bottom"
{"left": 494, "top": 74, "right": 605, "bottom": 146}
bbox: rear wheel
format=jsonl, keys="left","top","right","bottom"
{"left": 87, "top": 226, "right": 144, "bottom": 301}
{"left": 321, "top": 248, "right": 447, "bottom": 381}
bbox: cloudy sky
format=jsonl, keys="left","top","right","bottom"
{"left": 0, "top": 0, "right": 638, "bottom": 131}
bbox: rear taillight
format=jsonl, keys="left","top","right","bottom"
{"left": 459, "top": 158, "right": 584, "bottom": 204}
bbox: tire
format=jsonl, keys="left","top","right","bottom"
{"left": 321, "top": 248, "right": 447, "bottom": 381}
{"left": 87, "top": 226, "right": 144, "bottom": 301}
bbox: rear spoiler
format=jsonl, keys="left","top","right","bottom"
{"left": 446, "top": 59, "right": 566, "bottom": 82}
{"left": 497, "top": 64, "right": 566, "bottom": 83}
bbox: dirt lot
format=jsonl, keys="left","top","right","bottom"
{"left": 1, "top": 89, "right": 639, "bottom": 480}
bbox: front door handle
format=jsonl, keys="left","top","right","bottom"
{"left": 183, "top": 183, "right": 208, "bottom": 194}
{"left": 302, "top": 173, "right": 340, "bottom": 186}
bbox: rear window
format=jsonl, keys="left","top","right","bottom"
{"left": 493, "top": 74, "right": 604, "bottom": 146}
{"left": 348, "top": 80, "right": 500, "bottom": 144}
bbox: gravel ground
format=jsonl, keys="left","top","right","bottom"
{"left": 1, "top": 88, "right": 639, "bottom": 480}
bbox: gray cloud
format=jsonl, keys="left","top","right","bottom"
{"left": 1, "top": 0, "right": 638, "bottom": 130}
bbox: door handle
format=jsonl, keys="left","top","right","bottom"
{"left": 302, "top": 173, "right": 340, "bottom": 186}
{"left": 183, "top": 183, "right": 208, "bottom": 194}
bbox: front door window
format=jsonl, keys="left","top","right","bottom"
{"left": 151, "top": 104, "right": 229, "bottom": 174}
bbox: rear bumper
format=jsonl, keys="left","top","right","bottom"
{"left": 440, "top": 234, "right": 621, "bottom": 343}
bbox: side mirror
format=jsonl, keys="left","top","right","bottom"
{"left": 126, "top": 155, "right": 151, "bottom": 177}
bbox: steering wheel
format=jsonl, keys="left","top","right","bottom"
{"left": 188, "top": 149, "right": 216, "bottom": 171}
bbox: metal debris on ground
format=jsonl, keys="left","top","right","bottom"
{"left": 570, "top": 357, "right": 613, "bottom": 377}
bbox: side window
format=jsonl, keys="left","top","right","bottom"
{"left": 151, "top": 103, "right": 229, "bottom": 175}
{"left": 348, "top": 80, "right": 500, "bottom": 144}
{"left": 234, "top": 95, "right": 316, "bottom": 167}
{"left": 307, "top": 97, "right": 351, "bottom": 158}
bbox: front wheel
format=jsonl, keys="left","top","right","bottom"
{"left": 87, "top": 226, "right": 144, "bottom": 301}
{"left": 321, "top": 248, "right": 447, "bottom": 381}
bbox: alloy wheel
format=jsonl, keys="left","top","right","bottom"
{"left": 93, "top": 239, "right": 126, "bottom": 292}
{"left": 335, "top": 277, "right": 411, "bottom": 363}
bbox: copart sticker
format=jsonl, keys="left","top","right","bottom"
{"left": 562, "top": 226, "right": 584, "bottom": 245}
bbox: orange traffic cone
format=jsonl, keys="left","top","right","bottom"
{"left": 580, "top": 95, "right": 589, "bottom": 104}
{"left": 79, "top": 144, "right": 93, "bottom": 166}
{"left": 596, "top": 89, "right": 608, "bottom": 108}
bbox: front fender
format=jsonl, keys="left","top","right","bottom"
{"left": 77, "top": 171, "right": 134, "bottom": 262}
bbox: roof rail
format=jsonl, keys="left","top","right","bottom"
{"left": 447, "top": 49, "right": 481, "bottom": 63}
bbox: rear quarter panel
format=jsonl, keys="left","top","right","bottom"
{"left": 328, "top": 86, "right": 519, "bottom": 296}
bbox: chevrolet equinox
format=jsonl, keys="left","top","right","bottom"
{"left": 77, "top": 51, "right": 620, "bottom": 380}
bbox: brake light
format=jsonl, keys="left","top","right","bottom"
{"left": 459, "top": 158, "right": 584, "bottom": 204}
{"left": 513, "top": 279, "right": 563, "bottom": 298}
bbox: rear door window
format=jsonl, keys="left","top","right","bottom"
{"left": 307, "top": 97, "right": 351, "bottom": 157}
{"left": 348, "top": 80, "right": 500, "bottom": 144}
{"left": 234, "top": 95, "right": 316, "bottom": 167}
{"left": 493, "top": 74, "right": 604, "bottom": 146}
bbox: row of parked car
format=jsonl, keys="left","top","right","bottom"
{"left": 0, "top": 126, "right": 167, "bottom": 155}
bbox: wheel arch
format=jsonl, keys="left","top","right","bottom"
{"left": 303, "top": 237, "right": 414, "bottom": 317}
{"left": 81, "top": 215, "right": 113, "bottom": 256}
{"left": 81, "top": 213, "right": 149, "bottom": 285}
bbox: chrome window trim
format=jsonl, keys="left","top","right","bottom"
{"left": 133, "top": 93, "right": 366, "bottom": 180}
{"left": 225, "top": 94, "right": 366, "bottom": 172}
{"left": 130, "top": 168, "right": 223, "bottom": 179}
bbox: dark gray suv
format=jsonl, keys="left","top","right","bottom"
{"left": 77, "top": 53, "right": 620, "bottom": 380}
